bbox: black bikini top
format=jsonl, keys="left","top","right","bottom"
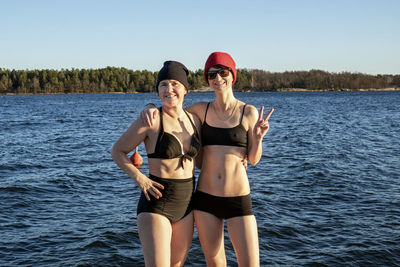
{"left": 147, "top": 107, "right": 201, "bottom": 167}
{"left": 201, "top": 102, "right": 248, "bottom": 148}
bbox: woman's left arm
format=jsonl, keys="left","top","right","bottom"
{"left": 247, "top": 105, "right": 274, "bottom": 165}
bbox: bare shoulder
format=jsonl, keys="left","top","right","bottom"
{"left": 112, "top": 116, "right": 158, "bottom": 154}
{"left": 132, "top": 115, "right": 160, "bottom": 146}
{"left": 128, "top": 115, "right": 159, "bottom": 135}
{"left": 243, "top": 103, "right": 258, "bottom": 119}
{"left": 147, "top": 115, "right": 160, "bottom": 132}
{"left": 187, "top": 101, "right": 208, "bottom": 111}
{"left": 186, "top": 101, "right": 209, "bottom": 121}
{"left": 185, "top": 110, "right": 201, "bottom": 130}
{"left": 241, "top": 103, "right": 259, "bottom": 128}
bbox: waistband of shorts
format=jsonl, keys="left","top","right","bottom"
{"left": 195, "top": 190, "right": 251, "bottom": 199}
{"left": 149, "top": 174, "right": 194, "bottom": 183}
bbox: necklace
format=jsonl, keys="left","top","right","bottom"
{"left": 212, "top": 99, "right": 238, "bottom": 121}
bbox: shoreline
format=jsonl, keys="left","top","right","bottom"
{"left": 2, "top": 87, "right": 399, "bottom": 95}
{"left": 275, "top": 87, "right": 400, "bottom": 92}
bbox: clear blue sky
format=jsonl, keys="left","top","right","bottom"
{"left": 1, "top": 0, "right": 399, "bottom": 75}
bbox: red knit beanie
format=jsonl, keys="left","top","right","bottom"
{"left": 204, "top": 52, "right": 237, "bottom": 84}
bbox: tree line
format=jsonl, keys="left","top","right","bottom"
{"left": 0, "top": 67, "right": 399, "bottom": 94}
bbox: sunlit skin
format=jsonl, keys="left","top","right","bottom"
{"left": 111, "top": 78, "right": 201, "bottom": 267}
{"left": 158, "top": 79, "right": 186, "bottom": 108}
{"left": 207, "top": 67, "right": 233, "bottom": 92}
{"left": 141, "top": 67, "right": 273, "bottom": 266}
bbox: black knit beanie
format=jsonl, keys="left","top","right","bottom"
{"left": 156, "top": 61, "right": 190, "bottom": 91}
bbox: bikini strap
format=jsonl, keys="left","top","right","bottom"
{"left": 155, "top": 107, "right": 164, "bottom": 144}
{"left": 239, "top": 104, "right": 247, "bottom": 124}
{"left": 203, "top": 102, "right": 211, "bottom": 124}
{"left": 183, "top": 109, "right": 199, "bottom": 138}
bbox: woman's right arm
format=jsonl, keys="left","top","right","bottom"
{"left": 111, "top": 119, "right": 164, "bottom": 200}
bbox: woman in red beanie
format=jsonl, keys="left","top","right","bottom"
{"left": 141, "top": 52, "right": 273, "bottom": 266}
{"left": 112, "top": 61, "right": 201, "bottom": 267}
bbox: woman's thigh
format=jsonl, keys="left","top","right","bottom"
{"left": 170, "top": 211, "right": 194, "bottom": 267}
{"left": 137, "top": 212, "right": 172, "bottom": 267}
{"left": 226, "top": 215, "right": 260, "bottom": 267}
{"left": 194, "top": 210, "right": 226, "bottom": 265}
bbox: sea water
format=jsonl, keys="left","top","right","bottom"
{"left": 1, "top": 91, "right": 399, "bottom": 266}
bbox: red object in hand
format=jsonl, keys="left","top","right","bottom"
{"left": 130, "top": 150, "right": 143, "bottom": 168}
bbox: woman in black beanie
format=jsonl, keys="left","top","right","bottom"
{"left": 111, "top": 61, "right": 201, "bottom": 266}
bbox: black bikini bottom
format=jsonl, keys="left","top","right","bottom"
{"left": 192, "top": 190, "right": 254, "bottom": 219}
{"left": 137, "top": 174, "right": 194, "bottom": 223}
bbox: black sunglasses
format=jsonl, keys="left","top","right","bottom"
{"left": 207, "top": 68, "right": 231, "bottom": 80}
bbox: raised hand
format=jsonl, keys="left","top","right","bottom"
{"left": 254, "top": 106, "right": 274, "bottom": 140}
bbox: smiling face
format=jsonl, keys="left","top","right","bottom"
{"left": 158, "top": 79, "right": 187, "bottom": 107}
{"left": 207, "top": 66, "right": 234, "bottom": 92}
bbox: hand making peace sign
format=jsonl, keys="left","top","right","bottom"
{"left": 254, "top": 106, "right": 274, "bottom": 140}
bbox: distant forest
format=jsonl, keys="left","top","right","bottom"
{"left": 1, "top": 67, "right": 399, "bottom": 94}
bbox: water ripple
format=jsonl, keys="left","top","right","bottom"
{"left": 1, "top": 92, "right": 399, "bottom": 266}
